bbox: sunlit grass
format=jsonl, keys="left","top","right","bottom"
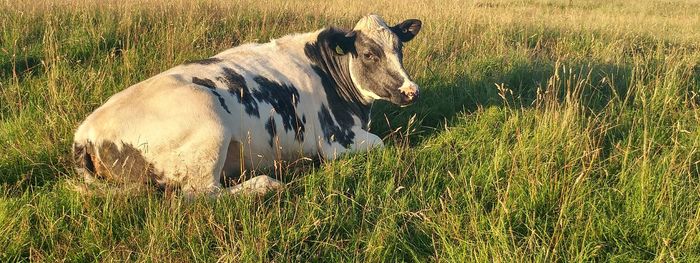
{"left": 1, "top": 0, "right": 699, "bottom": 261}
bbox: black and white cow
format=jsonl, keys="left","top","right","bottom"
{"left": 72, "top": 14, "right": 422, "bottom": 196}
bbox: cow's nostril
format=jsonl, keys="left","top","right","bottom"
{"left": 399, "top": 86, "right": 420, "bottom": 100}
{"left": 399, "top": 85, "right": 419, "bottom": 99}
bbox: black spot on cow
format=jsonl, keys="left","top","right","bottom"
{"left": 304, "top": 28, "right": 371, "bottom": 146}
{"left": 72, "top": 142, "right": 95, "bottom": 176}
{"left": 317, "top": 105, "right": 355, "bottom": 148}
{"left": 218, "top": 67, "right": 260, "bottom": 117}
{"left": 252, "top": 75, "right": 305, "bottom": 142}
{"left": 265, "top": 118, "right": 277, "bottom": 147}
{"left": 183, "top": 57, "right": 222, "bottom": 65}
{"left": 309, "top": 65, "right": 364, "bottom": 128}
{"left": 192, "top": 77, "right": 231, "bottom": 114}
{"left": 192, "top": 77, "right": 217, "bottom": 88}
{"left": 73, "top": 141, "right": 167, "bottom": 190}
{"left": 302, "top": 115, "right": 307, "bottom": 124}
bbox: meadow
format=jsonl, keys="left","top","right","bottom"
{"left": 1, "top": 0, "right": 700, "bottom": 261}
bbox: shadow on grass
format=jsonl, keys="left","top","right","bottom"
{"left": 370, "top": 57, "right": 633, "bottom": 145}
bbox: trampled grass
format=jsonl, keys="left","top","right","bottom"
{"left": 1, "top": 0, "right": 700, "bottom": 261}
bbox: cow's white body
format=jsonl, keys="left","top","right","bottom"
{"left": 73, "top": 15, "right": 421, "bottom": 196}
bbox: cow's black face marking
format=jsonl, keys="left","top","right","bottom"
{"left": 252, "top": 75, "right": 305, "bottom": 143}
{"left": 219, "top": 67, "right": 259, "bottom": 117}
{"left": 184, "top": 57, "right": 222, "bottom": 65}
{"left": 350, "top": 32, "right": 410, "bottom": 105}
{"left": 192, "top": 77, "right": 231, "bottom": 114}
{"left": 265, "top": 117, "right": 277, "bottom": 147}
{"left": 318, "top": 105, "right": 355, "bottom": 148}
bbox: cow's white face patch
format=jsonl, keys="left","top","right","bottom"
{"left": 347, "top": 14, "right": 422, "bottom": 106}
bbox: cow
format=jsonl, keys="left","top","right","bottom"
{"left": 72, "top": 14, "right": 422, "bottom": 197}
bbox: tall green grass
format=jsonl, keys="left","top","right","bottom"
{"left": 1, "top": 0, "right": 699, "bottom": 261}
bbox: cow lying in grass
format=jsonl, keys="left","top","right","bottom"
{"left": 72, "top": 14, "right": 422, "bottom": 197}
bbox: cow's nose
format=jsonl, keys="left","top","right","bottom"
{"left": 398, "top": 83, "right": 420, "bottom": 101}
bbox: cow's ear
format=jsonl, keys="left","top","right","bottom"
{"left": 391, "top": 19, "right": 422, "bottom": 42}
{"left": 330, "top": 30, "right": 356, "bottom": 56}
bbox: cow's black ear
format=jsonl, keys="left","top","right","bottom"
{"left": 329, "top": 30, "right": 356, "bottom": 56}
{"left": 391, "top": 19, "right": 422, "bottom": 42}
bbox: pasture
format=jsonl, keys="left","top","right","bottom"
{"left": 1, "top": 0, "right": 700, "bottom": 261}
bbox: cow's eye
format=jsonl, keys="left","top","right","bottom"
{"left": 363, "top": 52, "right": 378, "bottom": 62}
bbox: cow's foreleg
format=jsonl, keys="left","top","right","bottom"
{"left": 321, "top": 128, "right": 384, "bottom": 160}
{"left": 223, "top": 175, "right": 285, "bottom": 195}
{"left": 351, "top": 130, "right": 384, "bottom": 151}
{"left": 183, "top": 175, "right": 284, "bottom": 198}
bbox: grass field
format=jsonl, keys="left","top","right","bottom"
{"left": 2, "top": 0, "right": 700, "bottom": 261}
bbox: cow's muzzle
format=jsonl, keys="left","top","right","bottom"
{"left": 396, "top": 83, "right": 420, "bottom": 106}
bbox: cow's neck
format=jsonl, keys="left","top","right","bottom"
{"left": 304, "top": 28, "right": 371, "bottom": 127}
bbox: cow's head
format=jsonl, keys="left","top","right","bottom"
{"left": 332, "top": 15, "right": 422, "bottom": 106}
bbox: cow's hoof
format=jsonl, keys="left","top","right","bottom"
{"left": 228, "top": 175, "right": 285, "bottom": 195}
{"left": 249, "top": 175, "right": 285, "bottom": 194}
